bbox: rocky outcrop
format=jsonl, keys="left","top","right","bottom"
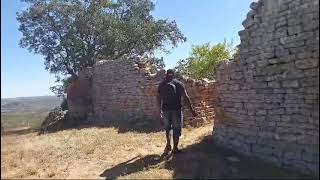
{"left": 38, "top": 107, "right": 73, "bottom": 135}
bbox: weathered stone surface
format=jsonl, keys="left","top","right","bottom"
{"left": 213, "top": 0, "right": 319, "bottom": 176}
{"left": 282, "top": 80, "right": 299, "bottom": 88}
{"left": 67, "top": 70, "right": 93, "bottom": 120}
{"left": 268, "top": 81, "right": 281, "bottom": 88}
{"left": 67, "top": 0, "right": 319, "bottom": 176}
{"left": 295, "top": 59, "right": 319, "bottom": 69}
{"left": 88, "top": 56, "right": 217, "bottom": 128}
{"left": 288, "top": 25, "right": 303, "bottom": 35}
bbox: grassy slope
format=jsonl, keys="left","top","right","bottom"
{"left": 1, "top": 125, "right": 312, "bottom": 179}
{"left": 1, "top": 96, "right": 62, "bottom": 130}
{"left": 1, "top": 96, "right": 62, "bottom": 113}
{"left": 1, "top": 112, "right": 48, "bottom": 129}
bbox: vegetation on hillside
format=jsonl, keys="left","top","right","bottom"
{"left": 1, "top": 112, "right": 47, "bottom": 129}
{"left": 1, "top": 96, "right": 67, "bottom": 130}
{"left": 175, "top": 40, "right": 238, "bottom": 80}
{"left": 1, "top": 96, "right": 62, "bottom": 113}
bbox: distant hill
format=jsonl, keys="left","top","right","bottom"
{"left": 1, "top": 96, "right": 63, "bottom": 114}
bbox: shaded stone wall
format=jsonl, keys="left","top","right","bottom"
{"left": 177, "top": 77, "right": 217, "bottom": 127}
{"left": 67, "top": 69, "right": 93, "bottom": 121}
{"left": 91, "top": 56, "right": 217, "bottom": 127}
{"left": 213, "top": 0, "right": 319, "bottom": 174}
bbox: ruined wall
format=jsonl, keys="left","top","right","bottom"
{"left": 91, "top": 56, "right": 217, "bottom": 127}
{"left": 67, "top": 69, "right": 93, "bottom": 121}
{"left": 178, "top": 77, "right": 217, "bottom": 127}
{"left": 213, "top": 0, "right": 319, "bottom": 174}
{"left": 92, "top": 57, "right": 162, "bottom": 123}
{"left": 66, "top": 0, "right": 318, "bottom": 175}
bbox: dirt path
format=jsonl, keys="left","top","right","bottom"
{"left": 1, "top": 125, "right": 311, "bottom": 179}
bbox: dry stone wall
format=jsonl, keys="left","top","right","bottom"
{"left": 91, "top": 56, "right": 217, "bottom": 127}
{"left": 67, "top": 0, "right": 318, "bottom": 175}
{"left": 213, "top": 0, "right": 319, "bottom": 175}
{"left": 67, "top": 69, "right": 93, "bottom": 121}
{"left": 92, "top": 57, "right": 163, "bottom": 123}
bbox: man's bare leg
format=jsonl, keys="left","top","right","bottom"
{"left": 173, "top": 110, "right": 182, "bottom": 153}
{"left": 164, "top": 130, "right": 172, "bottom": 154}
{"left": 173, "top": 135, "right": 180, "bottom": 153}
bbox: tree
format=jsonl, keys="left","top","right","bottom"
{"left": 175, "top": 39, "right": 237, "bottom": 80}
{"left": 17, "top": 0, "right": 186, "bottom": 95}
{"left": 49, "top": 76, "right": 73, "bottom": 98}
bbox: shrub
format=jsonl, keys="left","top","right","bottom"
{"left": 175, "top": 39, "right": 237, "bottom": 80}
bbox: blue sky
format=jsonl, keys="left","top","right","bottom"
{"left": 1, "top": 0, "right": 253, "bottom": 98}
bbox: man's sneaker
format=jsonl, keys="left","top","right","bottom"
{"left": 172, "top": 147, "right": 181, "bottom": 154}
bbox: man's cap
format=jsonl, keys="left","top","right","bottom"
{"left": 166, "top": 69, "right": 175, "bottom": 75}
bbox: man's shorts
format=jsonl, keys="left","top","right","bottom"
{"left": 162, "top": 110, "right": 183, "bottom": 137}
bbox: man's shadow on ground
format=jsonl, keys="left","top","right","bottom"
{"left": 99, "top": 154, "right": 170, "bottom": 179}
{"left": 100, "top": 135, "right": 314, "bottom": 179}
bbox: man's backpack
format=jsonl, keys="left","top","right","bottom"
{"left": 161, "top": 81, "right": 179, "bottom": 106}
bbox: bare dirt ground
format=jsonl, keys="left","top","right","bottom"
{"left": 1, "top": 124, "right": 312, "bottom": 179}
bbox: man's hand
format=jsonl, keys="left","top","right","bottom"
{"left": 159, "top": 110, "right": 164, "bottom": 125}
{"left": 183, "top": 94, "right": 197, "bottom": 117}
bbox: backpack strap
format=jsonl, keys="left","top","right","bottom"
{"left": 167, "top": 81, "right": 177, "bottom": 95}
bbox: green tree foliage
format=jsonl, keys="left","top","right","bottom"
{"left": 175, "top": 40, "right": 237, "bottom": 80}
{"left": 17, "top": 0, "right": 186, "bottom": 95}
{"left": 49, "top": 76, "right": 73, "bottom": 97}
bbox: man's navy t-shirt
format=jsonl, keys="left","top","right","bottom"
{"left": 158, "top": 79, "right": 186, "bottom": 111}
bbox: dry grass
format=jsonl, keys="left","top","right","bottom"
{"left": 1, "top": 125, "right": 311, "bottom": 179}
{"left": 1, "top": 125, "right": 210, "bottom": 179}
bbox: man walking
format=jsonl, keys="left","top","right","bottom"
{"left": 157, "top": 69, "right": 197, "bottom": 154}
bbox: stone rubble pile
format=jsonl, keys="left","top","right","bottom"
{"left": 38, "top": 107, "right": 72, "bottom": 135}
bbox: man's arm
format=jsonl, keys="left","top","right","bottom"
{"left": 156, "top": 93, "right": 162, "bottom": 112}
{"left": 181, "top": 84, "right": 197, "bottom": 116}
{"left": 156, "top": 85, "right": 164, "bottom": 121}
